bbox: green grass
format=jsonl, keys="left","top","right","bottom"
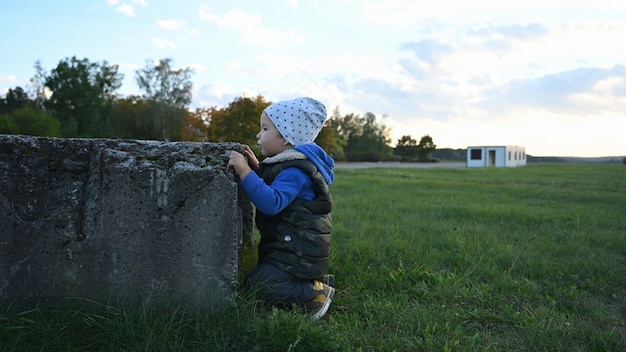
{"left": 2, "top": 164, "right": 624, "bottom": 351}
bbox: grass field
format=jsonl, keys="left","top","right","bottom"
{"left": 1, "top": 163, "right": 624, "bottom": 351}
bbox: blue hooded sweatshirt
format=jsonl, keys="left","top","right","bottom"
{"left": 239, "top": 143, "right": 334, "bottom": 216}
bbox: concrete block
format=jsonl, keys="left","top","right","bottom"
{"left": 0, "top": 135, "right": 252, "bottom": 312}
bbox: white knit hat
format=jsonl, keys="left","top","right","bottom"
{"left": 264, "top": 97, "right": 327, "bottom": 146}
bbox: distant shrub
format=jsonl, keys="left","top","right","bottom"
{"left": 0, "top": 107, "right": 60, "bottom": 136}
{"left": 347, "top": 151, "right": 383, "bottom": 162}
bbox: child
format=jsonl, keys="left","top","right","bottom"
{"left": 227, "top": 97, "right": 335, "bottom": 319}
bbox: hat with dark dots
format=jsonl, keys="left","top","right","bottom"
{"left": 264, "top": 97, "right": 327, "bottom": 146}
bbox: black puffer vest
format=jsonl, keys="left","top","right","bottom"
{"left": 255, "top": 158, "right": 332, "bottom": 280}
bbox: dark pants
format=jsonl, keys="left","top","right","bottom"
{"left": 243, "top": 262, "right": 314, "bottom": 305}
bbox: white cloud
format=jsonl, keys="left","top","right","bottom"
{"left": 116, "top": 62, "right": 142, "bottom": 72}
{"left": 361, "top": 0, "right": 626, "bottom": 26}
{"left": 204, "top": 82, "right": 233, "bottom": 98}
{"left": 0, "top": 75, "right": 18, "bottom": 84}
{"left": 257, "top": 52, "right": 387, "bottom": 81}
{"left": 385, "top": 17, "right": 626, "bottom": 117}
{"left": 360, "top": 0, "right": 428, "bottom": 26}
{"left": 193, "top": 82, "right": 237, "bottom": 108}
{"left": 569, "top": 76, "right": 626, "bottom": 112}
{"left": 0, "top": 75, "right": 18, "bottom": 94}
{"left": 199, "top": 6, "right": 304, "bottom": 48}
{"left": 157, "top": 19, "right": 188, "bottom": 30}
{"left": 241, "top": 27, "right": 303, "bottom": 48}
{"left": 151, "top": 38, "right": 176, "bottom": 49}
{"left": 116, "top": 4, "right": 135, "bottom": 17}
{"left": 188, "top": 63, "right": 207, "bottom": 74}
{"left": 200, "top": 7, "right": 260, "bottom": 30}
{"left": 108, "top": 0, "right": 146, "bottom": 17}
{"left": 224, "top": 61, "right": 247, "bottom": 75}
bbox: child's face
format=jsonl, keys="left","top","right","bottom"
{"left": 257, "top": 112, "right": 291, "bottom": 157}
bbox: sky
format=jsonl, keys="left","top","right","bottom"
{"left": 2, "top": 0, "right": 626, "bottom": 157}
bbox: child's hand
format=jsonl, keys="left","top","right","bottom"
{"left": 242, "top": 145, "right": 260, "bottom": 170}
{"left": 228, "top": 151, "right": 252, "bottom": 180}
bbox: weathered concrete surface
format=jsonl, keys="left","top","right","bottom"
{"left": 0, "top": 135, "right": 252, "bottom": 312}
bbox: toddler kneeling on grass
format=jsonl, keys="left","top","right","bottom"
{"left": 228, "top": 97, "right": 335, "bottom": 319}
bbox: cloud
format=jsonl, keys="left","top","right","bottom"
{"left": 360, "top": 0, "right": 428, "bottom": 26}
{"left": 361, "top": 0, "right": 626, "bottom": 26}
{"left": 116, "top": 4, "right": 135, "bottom": 17}
{"left": 156, "top": 18, "right": 199, "bottom": 38}
{"left": 157, "top": 19, "right": 188, "bottom": 30}
{"left": 395, "top": 24, "right": 549, "bottom": 86}
{"left": 187, "top": 63, "right": 207, "bottom": 74}
{"left": 223, "top": 61, "right": 248, "bottom": 75}
{"left": 318, "top": 15, "right": 626, "bottom": 137}
{"left": 487, "top": 65, "right": 626, "bottom": 114}
{"left": 385, "top": 18, "right": 626, "bottom": 122}
{"left": 107, "top": 0, "right": 146, "bottom": 17}
{"left": 151, "top": 38, "right": 176, "bottom": 49}
{"left": 198, "top": 6, "right": 304, "bottom": 48}
{"left": 350, "top": 77, "right": 417, "bottom": 110}
{"left": 0, "top": 75, "right": 18, "bottom": 84}
{"left": 199, "top": 6, "right": 260, "bottom": 30}
{"left": 399, "top": 39, "right": 453, "bottom": 65}
{"left": 0, "top": 75, "right": 18, "bottom": 94}
{"left": 468, "top": 23, "right": 548, "bottom": 51}
{"left": 257, "top": 52, "right": 389, "bottom": 82}
{"left": 201, "top": 82, "right": 233, "bottom": 98}
{"left": 193, "top": 82, "right": 242, "bottom": 109}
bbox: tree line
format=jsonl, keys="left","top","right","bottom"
{"left": 0, "top": 56, "right": 437, "bottom": 161}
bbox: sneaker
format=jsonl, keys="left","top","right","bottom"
{"left": 304, "top": 280, "right": 335, "bottom": 320}
{"left": 322, "top": 274, "right": 335, "bottom": 287}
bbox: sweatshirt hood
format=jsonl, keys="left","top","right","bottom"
{"left": 293, "top": 143, "right": 335, "bottom": 185}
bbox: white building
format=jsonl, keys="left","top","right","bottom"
{"left": 466, "top": 146, "right": 526, "bottom": 168}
